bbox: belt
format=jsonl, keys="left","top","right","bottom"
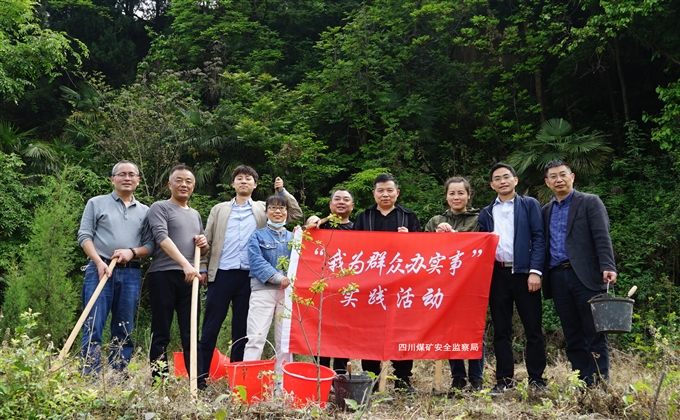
{"left": 100, "top": 256, "right": 140, "bottom": 269}
{"left": 495, "top": 261, "right": 513, "bottom": 268}
{"left": 550, "top": 261, "right": 572, "bottom": 271}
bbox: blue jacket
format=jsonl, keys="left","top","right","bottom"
{"left": 247, "top": 226, "right": 293, "bottom": 291}
{"left": 477, "top": 194, "right": 545, "bottom": 275}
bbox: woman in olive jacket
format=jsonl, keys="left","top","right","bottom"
{"left": 424, "top": 176, "right": 484, "bottom": 391}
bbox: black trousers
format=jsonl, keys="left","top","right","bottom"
{"left": 318, "top": 356, "right": 349, "bottom": 372}
{"left": 550, "top": 265, "right": 609, "bottom": 384}
{"left": 198, "top": 269, "right": 251, "bottom": 385}
{"left": 148, "top": 270, "right": 198, "bottom": 380}
{"left": 362, "top": 359, "right": 413, "bottom": 382}
{"left": 488, "top": 267, "right": 546, "bottom": 384}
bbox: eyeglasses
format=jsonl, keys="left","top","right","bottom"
{"left": 114, "top": 172, "right": 139, "bottom": 178}
{"left": 492, "top": 174, "right": 514, "bottom": 183}
{"left": 267, "top": 206, "right": 287, "bottom": 212}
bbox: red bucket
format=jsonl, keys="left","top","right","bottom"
{"left": 173, "top": 348, "right": 228, "bottom": 380}
{"left": 282, "top": 362, "right": 336, "bottom": 407}
{"left": 225, "top": 359, "right": 276, "bottom": 404}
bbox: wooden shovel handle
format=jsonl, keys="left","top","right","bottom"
{"left": 189, "top": 246, "right": 200, "bottom": 398}
{"left": 54, "top": 258, "right": 118, "bottom": 369}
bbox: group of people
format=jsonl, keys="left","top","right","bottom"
{"left": 77, "top": 158, "right": 616, "bottom": 395}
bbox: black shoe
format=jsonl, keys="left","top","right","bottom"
{"left": 469, "top": 377, "right": 483, "bottom": 391}
{"left": 394, "top": 378, "right": 415, "bottom": 393}
{"left": 451, "top": 376, "right": 467, "bottom": 390}
{"left": 489, "top": 382, "right": 513, "bottom": 396}
{"left": 529, "top": 378, "right": 547, "bottom": 394}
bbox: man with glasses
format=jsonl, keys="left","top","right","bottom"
{"left": 478, "top": 162, "right": 547, "bottom": 395}
{"left": 305, "top": 188, "right": 355, "bottom": 373}
{"left": 77, "top": 160, "right": 155, "bottom": 375}
{"left": 542, "top": 160, "right": 617, "bottom": 386}
{"left": 198, "top": 165, "right": 300, "bottom": 388}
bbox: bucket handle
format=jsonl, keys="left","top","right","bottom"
{"left": 228, "top": 335, "right": 277, "bottom": 361}
{"left": 606, "top": 282, "right": 616, "bottom": 297}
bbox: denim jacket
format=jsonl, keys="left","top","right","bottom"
{"left": 247, "top": 226, "right": 293, "bottom": 291}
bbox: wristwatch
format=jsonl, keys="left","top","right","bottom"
{"left": 129, "top": 247, "right": 137, "bottom": 259}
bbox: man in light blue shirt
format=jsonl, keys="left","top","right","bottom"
{"left": 197, "top": 165, "right": 301, "bottom": 387}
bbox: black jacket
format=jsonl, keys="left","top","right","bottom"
{"left": 354, "top": 204, "right": 421, "bottom": 232}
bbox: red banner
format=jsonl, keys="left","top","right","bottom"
{"left": 284, "top": 230, "right": 499, "bottom": 360}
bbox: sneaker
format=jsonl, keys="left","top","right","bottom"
{"left": 469, "top": 377, "right": 483, "bottom": 391}
{"left": 489, "top": 382, "right": 513, "bottom": 396}
{"left": 451, "top": 376, "right": 467, "bottom": 390}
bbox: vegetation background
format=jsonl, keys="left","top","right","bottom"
{"left": 1, "top": 0, "right": 680, "bottom": 418}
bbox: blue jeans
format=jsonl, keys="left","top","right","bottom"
{"left": 80, "top": 261, "right": 141, "bottom": 374}
{"left": 449, "top": 343, "right": 485, "bottom": 379}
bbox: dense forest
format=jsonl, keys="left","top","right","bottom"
{"left": 2, "top": 0, "right": 680, "bottom": 384}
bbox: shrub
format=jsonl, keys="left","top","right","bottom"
{"left": 1, "top": 169, "right": 81, "bottom": 345}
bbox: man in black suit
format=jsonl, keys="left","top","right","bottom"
{"left": 542, "top": 160, "right": 617, "bottom": 385}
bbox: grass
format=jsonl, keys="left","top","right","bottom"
{"left": 3, "top": 312, "right": 679, "bottom": 419}
{"left": 28, "top": 349, "right": 677, "bottom": 419}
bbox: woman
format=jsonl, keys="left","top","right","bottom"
{"left": 424, "top": 177, "right": 484, "bottom": 391}
{"left": 243, "top": 195, "right": 297, "bottom": 377}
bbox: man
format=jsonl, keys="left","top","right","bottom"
{"left": 354, "top": 174, "right": 420, "bottom": 392}
{"left": 477, "top": 162, "right": 546, "bottom": 394}
{"left": 542, "top": 160, "right": 617, "bottom": 386}
{"left": 77, "top": 160, "right": 155, "bottom": 375}
{"left": 198, "top": 166, "right": 301, "bottom": 387}
{"left": 147, "top": 165, "right": 210, "bottom": 383}
{"left": 306, "top": 188, "right": 355, "bottom": 372}
{"left": 306, "top": 188, "right": 355, "bottom": 231}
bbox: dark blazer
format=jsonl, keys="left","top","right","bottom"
{"left": 542, "top": 190, "right": 617, "bottom": 299}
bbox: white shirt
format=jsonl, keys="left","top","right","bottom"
{"left": 492, "top": 196, "right": 514, "bottom": 262}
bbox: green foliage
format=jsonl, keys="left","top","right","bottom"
{"left": 646, "top": 79, "right": 680, "bottom": 164}
{"left": 63, "top": 71, "right": 200, "bottom": 200}
{"left": 0, "top": 310, "right": 99, "bottom": 419}
{"left": 0, "top": 153, "right": 46, "bottom": 275}
{"left": 145, "top": 0, "right": 284, "bottom": 74}
{"left": 588, "top": 121, "right": 680, "bottom": 353}
{"left": 507, "top": 118, "right": 613, "bottom": 194}
{"left": 184, "top": 71, "right": 343, "bottom": 206}
{"left": 0, "top": 0, "right": 87, "bottom": 101}
{"left": 1, "top": 169, "right": 82, "bottom": 345}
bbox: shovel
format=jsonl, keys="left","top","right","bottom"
{"left": 53, "top": 258, "right": 118, "bottom": 370}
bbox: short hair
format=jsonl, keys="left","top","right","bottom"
{"left": 231, "top": 165, "right": 259, "bottom": 183}
{"left": 489, "top": 162, "right": 517, "bottom": 180}
{"left": 111, "top": 160, "right": 139, "bottom": 176}
{"left": 444, "top": 176, "right": 472, "bottom": 198}
{"left": 169, "top": 164, "right": 194, "bottom": 181}
{"left": 373, "top": 173, "right": 398, "bottom": 189}
{"left": 265, "top": 194, "right": 288, "bottom": 209}
{"left": 330, "top": 188, "right": 354, "bottom": 202}
{"left": 543, "top": 159, "right": 572, "bottom": 176}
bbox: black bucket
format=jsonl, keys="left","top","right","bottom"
{"left": 334, "top": 372, "right": 372, "bottom": 411}
{"left": 588, "top": 293, "right": 634, "bottom": 334}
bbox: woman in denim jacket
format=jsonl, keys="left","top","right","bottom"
{"left": 243, "top": 194, "right": 298, "bottom": 377}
